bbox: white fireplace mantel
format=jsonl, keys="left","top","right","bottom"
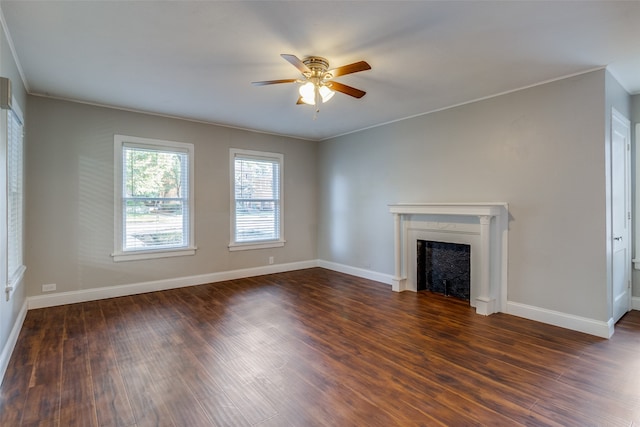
{"left": 389, "top": 203, "right": 509, "bottom": 315}
{"left": 389, "top": 202, "right": 506, "bottom": 217}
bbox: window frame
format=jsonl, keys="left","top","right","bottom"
{"left": 113, "top": 134, "right": 196, "bottom": 262}
{"left": 229, "top": 148, "right": 285, "bottom": 251}
{"left": 4, "top": 99, "right": 25, "bottom": 297}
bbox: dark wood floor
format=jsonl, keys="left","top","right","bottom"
{"left": 1, "top": 268, "right": 639, "bottom": 426}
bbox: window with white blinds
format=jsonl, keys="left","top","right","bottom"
{"left": 7, "top": 107, "right": 24, "bottom": 288}
{"left": 230, "top": 149, "right": 284, "bottom": 250}
{"left": 113, "top": 135, "right": 195, "bottom": 261}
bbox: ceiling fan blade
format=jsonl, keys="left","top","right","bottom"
{"left": 252, "top": 79, "right": 298, "bottom": 86}
{"left": 281, "top": 54, "right": 311, "bottom": 74}
{"left": 329, "top": 81, "right": 366, "bottom": 99}
{"left": 328, "top": 61, "right": 371, "bottom": 78}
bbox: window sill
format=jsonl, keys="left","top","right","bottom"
{"left": 228, "top": 240, "right": 285, "bottom": 252}
{"left": 6, "top": 264, "right": 25, "bottom": 300}
{"left": 112, "top": 247, "right": 197, "bottom": 262}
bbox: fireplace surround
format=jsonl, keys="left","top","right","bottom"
{"left": 389, "top": 203, "right": 509, "bottom": 315}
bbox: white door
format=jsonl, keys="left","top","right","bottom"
{"left": 611, "top": 108, "right": 631, "bottom": 323}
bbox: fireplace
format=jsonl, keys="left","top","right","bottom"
{"left": 417, "top": 239, "right": 471, "bottom": 300}
{"left": 389, "top": 203, "right": 508, "bottom": 315}
{"left": 406, "top": 218, "right": 481, "bottom": 306}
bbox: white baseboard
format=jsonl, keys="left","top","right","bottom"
{"left": 317, "top": 260, "right": 394, "bottom": 286}
{"left": 28, "top": 259, "right": 391, "bottom": 311}
{"left": 25, "top": 258, "right": 632, "bottom": 337}
{"left": 318, "top": 261, "right": 617, "bottom": 338}
{"left": 28, "top": 260, "right": 319, "bottom": 310}
{"left": 506, "top": 301, "right": 613, "bottom": 339}
{"left": 632, "top": 296, "right": 640, "bottom": 310}
{"left": 0, "top": 300, "right": 28, "bottom": 385}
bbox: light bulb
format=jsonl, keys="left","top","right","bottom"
{"left": 299, "top": 82, "right": 316, "bottom": 105}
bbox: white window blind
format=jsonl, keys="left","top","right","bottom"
{"left": 230, "top": 149, "right": 283, "bottom": 249}
{"left": 7, "top": 107, "right": 24, "bottom": 287}
{"left": 114, "top": 135, "right": 195, "bottom": 261}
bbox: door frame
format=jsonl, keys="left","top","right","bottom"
{"left": 632, "top": 122, "right": 640, "bottom": 311}
{"left": 609, "top": 107, "right": 631, "bottom": 325}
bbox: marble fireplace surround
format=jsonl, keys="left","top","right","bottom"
{"left": 389, "top": 203, "right": 509, "bottom": 315}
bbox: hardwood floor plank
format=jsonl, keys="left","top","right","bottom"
{"left": 197, "top": 396, "right": 252, "bottom": 427}
{"left": 118, "top": 362, "right": 177, "bottom": 427}
{"left": 56, "top": 304, "right": 98, "bottom": 426}
{"left": 59, "top": 338, "right": 98, "bottom": 427}
{"left": 0, "top": 309, "right": 47, "bottom": 426}
{"left": 19, "top": 306, "right": 70, "bottom": 426}
{"left": 151, "top": 375, "right": 217, "bottom": 426}
{"left": 529, "top": 397, "right": 633, "bottom": 427}
{"left": 82, "top": 302, "right": 136, "bottom": 427}
{"left": 2, "top": 268, "right": 640, "bottom": 426}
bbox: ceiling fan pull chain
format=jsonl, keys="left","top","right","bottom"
{"left": 312, "top": 86, "right": 320, "bottom": 119}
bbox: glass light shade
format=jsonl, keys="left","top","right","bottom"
{"left": 299, "top": 82, "right": 316, "bottom": 105}
{"left": 299, "top": 81, "right": 335, "bottom": 105}
{"left": 319, "top": 85, "right": 335, "bottom": 103}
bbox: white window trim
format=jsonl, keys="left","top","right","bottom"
{"left": 3, "top": 98, "right": 25, "bottom": 299}
{"left": 229, "top": 148, "right": 285, "bottom": 251}
{"left": 112, "top": 134, "right": 196, "bottom": 262}
{"left": 228, "top": 240, "right": 285, "bottom": 252}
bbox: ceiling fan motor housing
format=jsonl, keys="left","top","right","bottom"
{"left": 303, "top": 56, "right": 331, "bottom": 79}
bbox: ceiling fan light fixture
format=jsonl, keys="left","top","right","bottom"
{"left": 254, "top": 54, "right": 370, "bottom": 110}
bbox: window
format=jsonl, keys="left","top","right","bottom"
{"left": 113, "top": 135, "right": 195, "bottom": 261}
{"left": 7, "top": 103, "right": 24, "bottom": 292}
{"left": 230, "top": 149, "right": 284, "bottom": 251}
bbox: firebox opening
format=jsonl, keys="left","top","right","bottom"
{"left": 417, "top": 239, "right": 471, "bottom": 301}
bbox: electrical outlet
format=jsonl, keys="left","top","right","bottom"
{"left": 269, "top": 256, "right": 274, "bottom": 265}
{"left": 42, "top": 283, "right": 56, "bottom": 292}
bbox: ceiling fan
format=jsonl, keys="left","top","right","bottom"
{"left": 252, "top": 54, "right": 371, "bottom": 110}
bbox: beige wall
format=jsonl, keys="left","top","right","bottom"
{"left": 25, "top": 96, "right": 318, "bottom": 295}
{"left": 318, "top": 70, "right": 616, "bottom": 321}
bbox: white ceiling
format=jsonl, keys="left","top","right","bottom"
{"left": 2, "top": 1, "right": 640, "bottom": 141}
